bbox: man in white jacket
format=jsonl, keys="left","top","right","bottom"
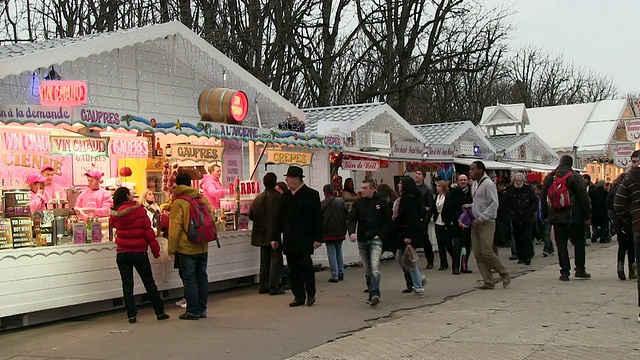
{"left": 470, "top": 161, "right": 511, "bottom": 289}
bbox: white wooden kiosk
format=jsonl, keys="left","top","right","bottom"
{"left": 0, "top": 21, "right": 340, "bottom": 328}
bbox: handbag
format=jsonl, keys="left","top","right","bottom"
{"left": 402, "top": 244, "right": 418, "bottom": 268}
{"left": 458, "top": 207, "right": 474, "bottom": 228}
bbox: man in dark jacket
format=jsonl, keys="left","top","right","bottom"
{"left": 279, "top": 166, "right": 323, "bottom": 307}
{"left": 249, "top": 172, "right": 284, "bottom": 296}
{"left": 541, "top": 155, "right": 591, "bottom": 281}
{"left": 321, "top": 184, "right": 349, "bottom": 282}
{"left": 615, "top": 156, "right": 640, "bottom": 322}
{"left": 505, "top": 172, "right": 538, "bottom": 265}
{"left": 348, "top": 179, "right": 392, "bottom": 306}
{"left": 415, "top": 170, "right": 435, "bottom": 269}
{"left": 444, "top": 174, "right": 473, "bottom": 274}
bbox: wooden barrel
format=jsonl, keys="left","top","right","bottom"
{"left": 198, "top": 88, "right": 248, "bottom": 124}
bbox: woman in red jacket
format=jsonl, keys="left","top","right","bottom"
{"left": 110, "top": 187, "right": 169, "bottom": 323}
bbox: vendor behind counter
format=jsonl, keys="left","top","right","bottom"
{"left": 74, "top": 170, "right": 113, "bottom": 221}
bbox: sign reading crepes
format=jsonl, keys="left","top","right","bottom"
{"left": 610, "top": 143, "right": 636, "bottom": 167}
{"left": 341, "top": 159, "right": 380, "bottom": 172}
{"left": 266, "top": 149, "right": 313, "bottom": 166}
{"left": 392, "top": 141, "right": 425, "bottom": 160}
{"left": 425, "top": 144, "right": 455, "bottom": 161}
{"left": 625, "top": 118, "right": 640, "bottom": 141}
{"left": 50, "top": 136, "right": 109, "bottom": 157}
{"left": 171, "top": 144, "right": 224, "bottom": 162}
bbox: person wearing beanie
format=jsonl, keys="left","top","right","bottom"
{"left": 249, "top": 172, "right": 285, "bottom": 295}
{"left": 27, "top": 173, "right": 48, "bottom": 212}
{"left": 74, "top": 170, "right": 113, "bottom": 221}
{"left": 40, "top": 165, "right": 68, "bottom": 203}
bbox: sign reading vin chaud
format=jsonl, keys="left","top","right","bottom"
{"left": 171, "top": 144, "right": 224, "bottom": 162}
{"left": 266, "top": 149, "right": 313, "bottom": 166}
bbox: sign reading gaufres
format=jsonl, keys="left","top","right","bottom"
{"left": 341, "top": 159, "right": 380, "bottom": 172}
{"left": 625, "top": 118, "right": 640, "bottom": 141}
{"left": 610, "top": 143, "right": 635, "bottom": 167}
{"left": 424, "top": 144, "right": 455, "bottom": 161}
{"left": 171, "top": 144, "right": 224, "bottom": 162}
{"left": 392, "top": 141, "right": 425, "bottom": 160}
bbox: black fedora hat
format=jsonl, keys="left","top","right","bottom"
{"left": 284, "top": 165, "right": 305, "bottom": 178}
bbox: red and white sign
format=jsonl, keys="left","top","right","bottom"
{"left": 625, "top": 118, "right": 640, "bottom": 141}
{"left": 230, "top": 91, "right": 248, "bottom": 122}
{"left": 392, "top": 141, "right": 425, "bottom": 160}
{"left": 425, "top": 144, "right": 455, "bottom": 161}
{"left": 341, "top": 159, "right": 380, "bottom": 172}
{"left": 39, "top": 81, "right": 88, "bottom": 106}
{"left": 228, "top": 180, "right": 261, "bottom": 196}
{"left": 109, "top": 139, "right": 149, "bottom": 158}
{"left": 610, "top": 143, "right": 636, "bottom": 167}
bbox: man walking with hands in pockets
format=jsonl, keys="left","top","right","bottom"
{"left": 470, "top": 161, "right": 511, "bottom": 289}
{"left": 348, "top": 179, "right": 392, "bottom": 306}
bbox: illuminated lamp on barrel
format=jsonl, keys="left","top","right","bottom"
{"left": 198, "top": 88, "right": 248, "bottom": 124}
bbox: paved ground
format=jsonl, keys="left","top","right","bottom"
{"left": 288, "top": 244, "right": 640, "bottom": 360}
{"left": 1, "top": 241, "right": 632, "bottom": 360}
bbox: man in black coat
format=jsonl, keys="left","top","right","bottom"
{"left": 505, "top": 172, "right": 538, "bottom": 265}
{"left": 415, "top": 170, "right": 435, "bottom": 269}
{"left": 541, "top": 155, "right": 591, "bottom": 281}
{"left": 280, "top": 166, "right": 323, "bottom": 307}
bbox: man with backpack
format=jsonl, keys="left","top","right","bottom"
{"left": 168, "top": 173, "right": 216, "bottom": 320}
{"left": 541, "top": 155, "right": 591, "bottom": 281}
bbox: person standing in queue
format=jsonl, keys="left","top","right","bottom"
{"left": 27, "top": 174, "right": 48, "bottom": 212}
{"left": 250, "top": 172, "right": 285, "bottom": 295}
{"left": 40, "top": 165, "right": 68, "bottom": 203}
{"left": 201, "top": 164, "right": 228, "bottom": 210}
{"left": 469, "top": 161, "right": 510, "bottom": 289}
{"left": 110, "top": 187, "right": 169, "bottom": 324}
{"left": 74, "top": 170, "right": 113, "bottom": 221}
{"left": 504, "top": 172, "right": 538, "bottom": 266}
{"left": 414, "top": 170, "right": 435, "bottom": 269}
{"left": 279, "top": 166, "right": 323, "bottom": 307}
{"left": 348, "top": 179, "right": 392, "bottom": 306}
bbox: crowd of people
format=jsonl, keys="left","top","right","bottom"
{"left": 105, "top": 151, "right": 640, "bottom": 323}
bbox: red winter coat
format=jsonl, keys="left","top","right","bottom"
{"left": 110, "top": 202, "right": 160, "bottom": 258}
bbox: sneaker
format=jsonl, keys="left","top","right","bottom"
{"left": 156, "top": 313, "right": 170, "bottom": 321}
{"left": 475, "top": 283, "right": 495, "bottom": 290}
{"left": 401, "top": 288, "right": 413, "bottom": 293}
{"left": 369, "top": 295, "right": 380, "bottom": 306}
{"left": 328, "top": 278, "right": 339, "bottom": 283}
{"left": 502, "top": 273, "right": 511, "bottom": 288}
{"left": 338, "top": 274, "right": 344, "bottom": 281}
{"left": 405, "top": 289, "right": 424, "bottom": 298}
{"left": 199, "top": 311, "right": 207, "bottom": 319}
{"left": 175, "top": 298, "right": 186, "bottom": 307}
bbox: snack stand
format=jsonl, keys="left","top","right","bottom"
{"left": 0, "top": 21, "right": 340, "bottom": 328}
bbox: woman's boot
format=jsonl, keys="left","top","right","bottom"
{"left": 617, "top": 261, "right": 626, "bottom": 280}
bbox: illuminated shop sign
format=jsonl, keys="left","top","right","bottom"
{"left": 39, "top": 81, "right": 88, "bottom": 106}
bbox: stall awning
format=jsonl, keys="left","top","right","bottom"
{"left": 453, "top": 157, "right": 527, "bottom": 171}
{"left": 505, "top": 161, "right": 557, "bottom": 173}
{"left": 343, "top": 149, "right": 390, "bottom": 160}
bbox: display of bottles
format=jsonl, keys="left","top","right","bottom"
{"left": 155, "top": 141, "right": 163, "bottom": 157}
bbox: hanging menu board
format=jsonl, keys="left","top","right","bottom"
{"left": 0, "top": 218, "right": 12, "bottom": 250}
{"left": 11, "top": 217, "right": 34, "bottom": 248}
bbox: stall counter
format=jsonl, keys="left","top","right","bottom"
{"left": 0, "top": 230, "right": 258, "bottom": 325}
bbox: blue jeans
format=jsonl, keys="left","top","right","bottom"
{"left": 358, "top": 237, "right": 383, "bottom": 297}
{"left": 179, "top": 252, "right": 208, "bottom": 317}
{"left": 395, "top": 248, "right": 423, "bottom": 290}
{"left": 326, "top": 241, "right": 344, "bottom": 279}
{"left": 541, "top": 222, "right": 554, "bottom": 254}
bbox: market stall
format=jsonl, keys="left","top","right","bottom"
{"left": 0, "top": 21, "right": 340, "bottom": 328}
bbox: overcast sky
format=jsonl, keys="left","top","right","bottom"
{"left": 487, "top": 0, "right": 639, "bottom": 96}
